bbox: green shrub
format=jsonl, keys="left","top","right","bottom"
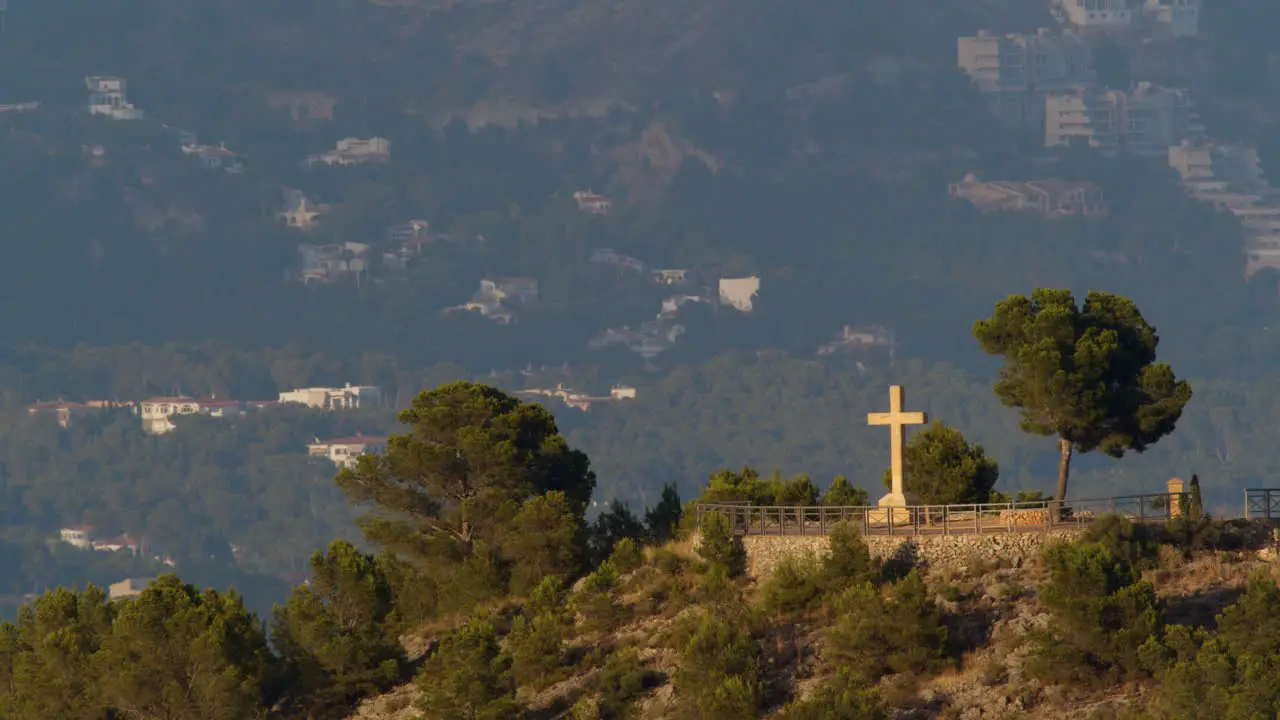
{"left": 1082, "top": 515, "right": 1161, "bottom": 570}
{"left": 673, "top": 612, "right": 762, "bottom": 719}
{"left": 1137, "top": 580, "right": 1280, "bottom": 720}
{"left": 822, "top": 520, "right": 879, "bottom": 592}
{"left": 416, "top": 615, "right": 520, "bottom": 720}
{"left": 592, "top": 648, "right": 659, "bottom": 719}
{"left": 1029, "top": 542, "right": 1164, "bottom": 685}
{"left": 507, "top": 612, "right": 566, "bottom": 690}
{"left": 778, "top": 670, "right": 887, "bottom": 720}
{"left": 823, "top": 476, "right": 869, "bottom": 506}
{"left": 527, "top": 576, "right": 567, "bottom": 621}
{"left": 772, "top": 473, "right": 821, "bottom": 505}
{"left": 698, "top": 563, "right": 742, "bottom": 609}
{"left": 652, "top": 548, "right": 688, "bottom": 576}
{"left": 1163, "top": 515, "right": 1218, "bottom": 560}
{"left": 760, "top": 552, "right": 824, "bottom": 616}
{"left": 573, "top": 561, "right": 627, "bottom": 634}
{"left": 609, "top": 537, "right": 644, "bottom": 575}
{"left": 697, "top": 511, "right": 747, "bottom": 577}
{"left": 826, "top": 571, "right": 948, "bottom": 682}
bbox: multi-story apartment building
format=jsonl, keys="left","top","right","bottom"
{"left": 1053, "top": 0, "right": 1199, "bottom": 39}
{"left": 1168, "top": 141, "right": 1267, "bottom": 189}
{"left": 1045, "top": 82, "right": 1200, "bottom": 155}
{"left": 957, "top": 28, "right": 1094, "bottom": 134}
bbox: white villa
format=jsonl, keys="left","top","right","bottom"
{"left": 86, "top": 76, "right": 144, "bottom": 120}
{"left": 308, "top": 435, "right": 388, "bottom": 469}
{"left": 278, "top": 384, "right": 382, "bottom": 410}
{"left": 306, "top": 137, "right": 391, "bottom": 167}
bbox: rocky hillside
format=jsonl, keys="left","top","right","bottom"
{"left": 346, "top": 522, "right": 1280, "bottom": 719}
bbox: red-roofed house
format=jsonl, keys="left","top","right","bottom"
{"left": 307, "top": 435, "right": 388, "bottom": 469}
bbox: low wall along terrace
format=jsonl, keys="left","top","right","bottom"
{"left": 737, "top": 530, "right": 1083, "bottom": 578}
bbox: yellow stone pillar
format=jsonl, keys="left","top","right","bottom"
{"left": 1167, "top": 477, "right": 1184, "bottom": 518}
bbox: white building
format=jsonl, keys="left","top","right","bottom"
{"left": 1168, "top": 141, "right": 1266, "bottom": 189}
{"left": 60, "top": 526, "right": 94, "bottom": 549}
{"left": 573, "top": 190, "right": 613, "bottom": 214}
{"left": 137, "top": 398, "right": 272, "bottom": 435}
{"left": 307, "top": 435, "right": 388, "bottom": 469}
{"left": 306, "top": 137, "right": 391, "bottom": 167}
{"left": 86, "top": 76, "right": 144, "bottom": 120}
{"left": 109, "top": 577, "right": 154, "bottom": 600}
{"left": 1045, "top": 83, "right": 1200, "bottom": 155}
{"left": 958, "top": 29, "right": 1094, "bottom": 133}
{"left": 719, "top": 277, "right": 761, "bottom": 313}
{"left": 1053, "top": 0, "right": 1199, "bottom": 38}
{"left": 1054, "top": 0, "right": 1134, "bottom": 29}
{"left": 278, "top": 384, "right": 382, "bottom": 410}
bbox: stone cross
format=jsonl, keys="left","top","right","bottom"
{"left": 867, "top": 385, "right": 928, "bottom": 499}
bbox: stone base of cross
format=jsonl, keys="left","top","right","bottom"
{"left": 867, "top": 384, "right": 927, "bottom": 513}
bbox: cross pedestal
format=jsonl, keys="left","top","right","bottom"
{"left": 867, "top": 385, "right": 927, "bottom": 522}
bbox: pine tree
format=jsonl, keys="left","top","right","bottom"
{"left": 271, "top": 541, "right": 404, "bottom": 712}
{"left": 416, "top": 616, "right": 519, "bottom": 720}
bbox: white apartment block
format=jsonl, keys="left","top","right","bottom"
{"left": 1055, "top": 0, "right": 1134, "bottom": 28}
{"left": 1053, "top": 0, "right": 1199, "bottom": 39}
{"left": 958, "top": 29, "right": 1095, "bottom": 134}
{"left": 1045, "top": 83, "right": 1199, "bottom": 156}
{"left": 85, "top": 76, "right": 144, "bottom": 121}
{"left": 1168, "top": 141, "right": 1266, "bottom": 189}
{"left": 278, "top": 384, "right": 382, "bottom": 410}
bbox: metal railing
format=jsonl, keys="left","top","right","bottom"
{"left": 694, "top": 492, "right": 1182, "bottom": 537}
{"left": 1245, "top": 489, "right": 1280, "bottom": 520}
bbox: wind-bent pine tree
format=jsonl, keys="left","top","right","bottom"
{"left": 972, "top": 289, "right": 1192, "bottom": 509}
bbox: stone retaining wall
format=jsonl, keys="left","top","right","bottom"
{"left": 737, "top": 531, "right": 1083, "bottom": 578}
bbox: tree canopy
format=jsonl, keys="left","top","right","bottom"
{"left": 336, "top": 381, "right": 595, "bottom": 602}
{"left": 883, "top": 421, "right": 999, "bottom": 505}
{"left": 972, "top": 289, "right": 1192, "bottom": 504}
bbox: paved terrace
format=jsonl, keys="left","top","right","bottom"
{"left": 696, "top": 489, "right": 1280, "bottom": 538}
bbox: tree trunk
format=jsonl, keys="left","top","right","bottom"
{"left": 1053, "top": 438, "right": 1073, "bottom": 523}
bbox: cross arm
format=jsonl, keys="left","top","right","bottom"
{"left": 867, "top": 411, "right": 928, "bottom": 425}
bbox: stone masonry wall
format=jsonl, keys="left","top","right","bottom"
{"left": 738, "top": 531, "right": 1083, "bottom": 578}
